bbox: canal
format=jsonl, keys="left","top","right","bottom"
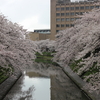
{"left": 4, "top": 64, "right": 90, "bottom": 100}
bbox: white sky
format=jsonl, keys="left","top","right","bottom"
{"left": 0, "top": 0, "right": 50, "bottom": 31}
{"left": 0, "top": 0, "right": 81, "bottom": 31}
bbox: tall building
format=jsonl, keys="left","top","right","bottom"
{"left": 50, "top": 0, "right": 100, "bottom": 40}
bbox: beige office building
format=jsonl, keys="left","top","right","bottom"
{"left": 50, "top": 0, "right": 99, "bottom": 40}
{"left": 28, "top": 29, "right": 51, "bottom": 41}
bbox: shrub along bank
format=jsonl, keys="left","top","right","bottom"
{"left": 0, "top": 65, "right": 13, "bottom": 84}
{"left": 35, "top": 52, "right": 59, "bottom": 66}
{"left": 69, "top": 57, "right": 100, "bottom": 84}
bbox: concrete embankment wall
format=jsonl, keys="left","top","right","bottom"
{"left": 0, "top": 67, "right": 22, "bottom": 100}
{"left": 61, "top": 65, "right": 99, "bottom": 100}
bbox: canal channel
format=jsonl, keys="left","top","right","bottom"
{"left": 3, "top": 64, "right": 90, "bottom": 100}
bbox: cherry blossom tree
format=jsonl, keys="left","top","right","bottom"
{"left": 35, "top": 39, "right": 55, "bottom": 52}
{"left": 0, "top": 13, "right": 39, "bottom": 74}
{"left": 53, "top": 8, "right": 100, "bottom": 93}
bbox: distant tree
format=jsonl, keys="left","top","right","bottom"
{"left": 35, "top": 39, "right": 55, "bottom": 52}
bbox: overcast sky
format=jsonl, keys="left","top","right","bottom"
{"left": 0, "top": 0, "right": 50, "bottom": 31}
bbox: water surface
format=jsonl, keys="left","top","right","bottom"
{"left": 23, "top": 72, "right": 51, "bottom": 100}
{"left": 4, "top": 71, "right": 51, "bottom": 100}
{"left": 4, "top": 65, "right": 90, "bottom": 100}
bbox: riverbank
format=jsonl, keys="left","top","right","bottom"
{"left": 62, "top": 65, "right": 99, "bottom": 100}
{"left": 32, "top": 63, "right": 99, "bottom": 100}
{"left": 26, "top": 63, "right": 99, "bottom": 100}
{"left": 35, "top": 51, "right": 99, "bottom": 100}
{"left": 0, "top": 66, "right": 22, "bottom": 100}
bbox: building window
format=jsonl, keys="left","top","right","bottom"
{"left": 61, "top": 7, "right": 64, "bottom": 11}
{"left": 66, "top": 24, "right": 69, "bottom": 27}
{"left": 90, "top": 6, "right": 94, "bottom": 9}
{"left": 75, "top": 18, "right": 80, "bottom": 20}
{"left": 66, "top": 18, "right": 70, "bottom": 21}
{"left": 61, "top": 13, "right": 64, "bottom": 16}
{"left": 56, "top": 18, "right": 60, "bottom": 21}
{"left": 56, "top": 13, "right": 60, "bottom": 16}
{"left": 56, "top": 30, "right": 59, "bottom": 33}
{"left": 80, "top": 12, "right": 83, "bottom": 15}
{"left": 75, "top": 12, "right": 79, "bottom": 15}
{"left": 66, "top": 7, "right": 69, "bottom": 10}
{"left": 95, "top": 6, "right": 99, "bottom": 9}
{"left": 80, "top": 6, "right": 84, "bottom": 10}
{"left": 66, "top": 13, "right": 69, "bottom": 16}
{"left": 70, "top": 24, "right": 74, "bottom": 27}
{"left": 61, "top": 18, "right": 65, "bottom": 21}
{"left": 70, "top": 12, "right": 74, "bottom": 16}
{"left": 80, "top": 2, "right": 84, "bottom": 4}
{"left": 85, "top": 6, "right": 89, "bottom": 9}
{"left": 56, "top": 24, "right": 60, "bottom": 27}
{"left": 70, "top": 7, "right": 74, "bottom": 10}
{"left": 61, "top": 24, "right": 64, "bottom": 27}
{"left": 70, "top": 18, "right": 74, "bottom": 21}
{"left": 56, "top": 8, "right": 60, "bottom": 11}
{"left": 75, "top": 7, "right": 79, "bottom": 10}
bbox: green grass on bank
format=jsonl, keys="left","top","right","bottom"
{"left": 0, "top": 65, "right": 13, "bottom": 84}
{"left": 69, "top": 59, "right": 100, "bottom": 82}
{"left": 70, "top": 50, "right": 100, "bottom": 82}
{"left": 35, "top": 52, "right": 59, "bottom": 66}
{"left": 69, "top": 50, "right": 100, "bottom": 83}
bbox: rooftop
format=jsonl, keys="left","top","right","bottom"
{"left": 34, "top": 29, "right": 51, "bottom": 34}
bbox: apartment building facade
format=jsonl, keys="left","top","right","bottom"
{"left": 50, "top": 0, "right": 100, "bottom": 40}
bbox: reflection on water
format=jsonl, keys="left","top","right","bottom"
{"left": 14, "top": 86, "right": 34, "bottom": 100}
{"left": 25, "top": 71, "right": 49, "bottom": 78}
{"left": 4, "top": 71, "right": 51, "bottom": 100}
{"left": 23, "top": 72, "right": 51, "bottom": 100}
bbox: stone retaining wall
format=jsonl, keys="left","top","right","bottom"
{"left": 0, "top": 67, "right": 22, "bottom": 100}
{"left": 61, "top": 65, "right": 99, "bottom": 100}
